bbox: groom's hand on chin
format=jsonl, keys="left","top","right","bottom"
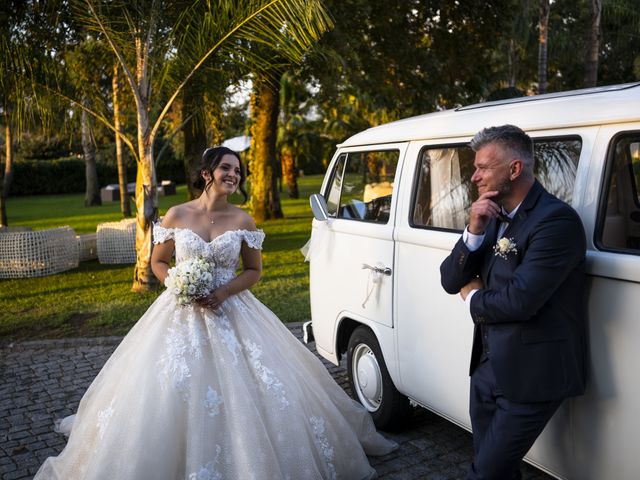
{"left": 460, "top": 277, "right": 483, "bottom": 301}
{"left": 469, "top": 190, "right": 500, "bottom": 235}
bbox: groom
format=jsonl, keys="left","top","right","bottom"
{"left": 440, "top": 125, "right": 587, "bottom": 479}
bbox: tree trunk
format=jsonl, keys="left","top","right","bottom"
{"left": 82, "top": 98, "right": 101, "bottom": 206}
{"left": 0, "top": 120, "right": 12, "bottom": 226}
{"left": 132, "top": 133, "right": 159, "bottom": 292}
{"left": 183, "top": 87, "right": 208, "bottom": 200}
{"left": 113, "top": 64, "right": 131, "bottom": 217}
{"left": 281, "top": 145, "right": 299, "bottom": 199}
{"left": 249, "top": 73, "right": 284, "bottom": 222}
{"left": 129, "top": 25, "right": 160, "bottom": 292}
{"left": 537, "top": 0, "right": 550, "bottom": 95}
{"left": 508, "top": 39, "right": 517, "bottom": 88}
{"left": 584, "top": 0, "right": 602, "bottom": 87}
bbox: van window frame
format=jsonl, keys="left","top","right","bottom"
{"left": 322, "top": 153, "right": 348, "bottom": 217}
{"left": 409, "top": 141, "right": 470, "bottom": 234}
{"left": 409, "top": 135, "right": 583, "bottom": 233}
{"left": 594, "top": 130, "right": 640, "bottom": 256}
{"left": 322, "top": 148, "right": 401, "bottom": 225}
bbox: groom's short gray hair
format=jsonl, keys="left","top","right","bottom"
{"left": 470, "top": 124, "right": 534, "bottom": 169}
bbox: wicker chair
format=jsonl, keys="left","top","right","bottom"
{"left": 0, "top": 226, "right": 79, "bottom": 279}
{"left": 97, "top": 218, "right": 137, "bottom": 264}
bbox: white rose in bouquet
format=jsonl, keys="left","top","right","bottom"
{"left": 164, "top": 257, "right": 215, "bottom": 306}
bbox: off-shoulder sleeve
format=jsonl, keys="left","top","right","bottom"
{"left": 153, "top": 223, "right": 175, "bottom": 244}
{"left": 242, "top": 229, "right": 265, "bottom": 249}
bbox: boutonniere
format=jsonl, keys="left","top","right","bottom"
{"left": 493, "top": 237, "right": 518, "bottom": 260}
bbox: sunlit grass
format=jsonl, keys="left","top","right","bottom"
{"left": 0, "top": 176, "right": 323, "bottom": 342}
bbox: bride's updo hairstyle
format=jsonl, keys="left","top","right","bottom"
{"left": 194, "top": 146, "right": 248, "bottom": 202}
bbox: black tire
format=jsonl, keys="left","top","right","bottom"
{"left": 346, "top": 326, "right": 411, "bottom": 429}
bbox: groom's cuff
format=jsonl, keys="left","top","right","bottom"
{"left": 465, "top": 289, "right": 478, "bottom": 310}
{"left": 463, "top": 227, "right": 484, "bottom": 252}
{"left": 467, "top": 292, "right": 487, "bottom": 324}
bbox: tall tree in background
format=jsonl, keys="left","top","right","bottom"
{"left": 80, "top": 96, "right": 101, "bottom": 206}
{"left": 538, "top": 0, "right": 551, "bottom": 93}
{"left": 0, "top": 0, "right": 61, "bottom": 226}
{"left": 249, "top": 70, "right": 285, "bottom": 221}
{"left": 1, "top": 117, "right": 12, "bottom": 226}
{"left": 66, "top": 38, "right": 110, "bottom": 206}
{"left": 244, "top": 1, "right": 333, "bottom": 221}
{"left": 503, "top": 1, "right": 535, "bottom": 89}
{"left": 1, "top": 4, "right": 26, "bottom": 226}
{"left": 584, "top": 0, "right": 603, "bottom": 87}
{"left": 597, "top": 0, "right": 640, "bottom": 85}
{"left": 112, "top": 62, "right": 131, "bottom": 217}
{"left": 306, "top": 0, "right": 513, "bottom": 144}
{"left": 277, "top": 73, "right": 305, "bottom": 199}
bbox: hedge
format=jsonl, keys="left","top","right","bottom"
{"left": 8, "top": 156, "right": 186, "bottom": 196}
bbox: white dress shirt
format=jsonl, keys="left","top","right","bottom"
{"left": 462, "top": 204, "right": 521, "bottom": 309}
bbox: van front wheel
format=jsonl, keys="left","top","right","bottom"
{"left": 346, "top": 326, "right": 410, "bottom": 429}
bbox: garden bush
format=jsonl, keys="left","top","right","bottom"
{"left": 9, "top": 156, "right": 186, "bottom": 195}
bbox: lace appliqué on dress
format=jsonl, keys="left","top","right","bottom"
{"left": 211, "top": 316, "right": 242, "bottom": 364}
{"left": 153, "top": 223, "right": 175, "bottom": 244}
{"left": 153, "top": 227, "right": 264, "bottom": 273}
{"left": 189, "top": 445, "right": 222, "bottom": 480}
{"left": 158, "top": 308, "right": 207, "bottom": 395}
{"left": 242, "top": 230, "right": 265, "bottom": 249}
{"left": 310, "top": 416, "right": 337, "bottom": 480}
{"left": 244, "top": 340, "right": 289, "bottom": 410}
{"left": 205, "top": 386, "right": 223, "bottom": 417}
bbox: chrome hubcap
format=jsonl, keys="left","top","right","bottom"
{"left": 352, "top": 343, "right": 383, "bottom": 411}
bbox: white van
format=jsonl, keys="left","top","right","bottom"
{"left": 305, "top": 83, "right": 640, "bottom": 480}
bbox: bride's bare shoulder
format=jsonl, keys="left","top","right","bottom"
{"left": 160, "top": 201, "right": 199, "bottom": 228}
{"left": 229, "top": 205, "right": 257, "bottom": 231}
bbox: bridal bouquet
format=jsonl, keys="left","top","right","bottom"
{"left": 164, "top": 257, "right": 215, "bottom": 306}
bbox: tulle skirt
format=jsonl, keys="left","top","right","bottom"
{"left": 35, "top": 289, "right": 396, "bottom": 479}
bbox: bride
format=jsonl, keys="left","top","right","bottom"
{"left": 35, "top": 146, "right": 397, "bottom": 479}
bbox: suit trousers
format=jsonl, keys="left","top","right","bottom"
{"left": 467, "top": 357, "right": 562, "bottom": 480}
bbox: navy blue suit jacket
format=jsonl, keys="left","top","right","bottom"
{"left": 440, "top": 181, "right": 588, "bottom": 403}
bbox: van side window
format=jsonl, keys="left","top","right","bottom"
{"left": 411, "top": 138, "right": 582, "bottom": 231}
{"left": 597, "top": 134, "right": 640, "bottom": 253}
{"left": 323, "top": 150, "right": 400, "bottom": 224}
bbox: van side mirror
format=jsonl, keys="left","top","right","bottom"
{"left": 310, "top": 194, "right": 329, "bottom": 221}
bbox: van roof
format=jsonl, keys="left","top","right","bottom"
{"left": 340, "top": 82, "right": 640, "bottom": 147}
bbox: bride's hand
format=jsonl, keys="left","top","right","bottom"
{"left": 197, "top": 286, "right": 231, "bottom": 310}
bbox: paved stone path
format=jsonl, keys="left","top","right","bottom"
{"left": 0, "top": 323, "right": 552, "bottom": 480}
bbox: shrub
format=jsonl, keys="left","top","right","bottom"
{"left": 9, "top": 156, "right": 186, "bottom": 196}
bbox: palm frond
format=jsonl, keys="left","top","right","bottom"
{"left": 150, "top": 0, "right": 333, "bottom": 141}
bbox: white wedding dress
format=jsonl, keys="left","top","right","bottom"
{"left": 35, "top": 226, "right": 397, "bottom": 480}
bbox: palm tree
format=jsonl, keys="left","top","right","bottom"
{"left": 60, "top": 0, "right": 332, "bottom": 291}
{"left": 249, "top": 69, "right": 285, "bottom": 221}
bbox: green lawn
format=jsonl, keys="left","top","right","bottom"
{"left": 0, "top": 176, "right": 323, "bottom": 342}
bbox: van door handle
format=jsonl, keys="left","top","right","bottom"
{"left": 362, "top": 264, "right": 392, "bottom": 276}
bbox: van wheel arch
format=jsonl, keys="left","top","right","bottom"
{"left": 337, "top": 317, "right": 360, "bottom": 360}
